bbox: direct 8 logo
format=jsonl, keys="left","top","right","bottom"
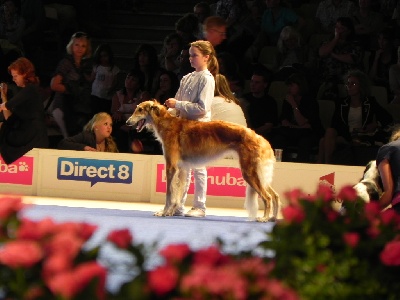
{"left": 57, "top": 157, "right": 133, "bottom": 187}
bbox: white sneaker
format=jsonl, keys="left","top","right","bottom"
{"left": 184, "top": 207, "right": 206, "bottom": 218}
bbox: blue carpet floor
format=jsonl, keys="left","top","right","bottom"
{"left": 22, "top": 204, "right": 273, "bottom": 293}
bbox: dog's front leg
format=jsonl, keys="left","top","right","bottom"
{"left": 154, "top": 164, "right": 177, "bottom": 217}
{"left": 165, "top": 167, "right": 188, "bottom": 216}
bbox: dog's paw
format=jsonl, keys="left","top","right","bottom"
{"left": 153, "top": 210, "right": 165, "bottom": 217}
{"left": 255, "top": 217, "right": 269, "bottom": 223}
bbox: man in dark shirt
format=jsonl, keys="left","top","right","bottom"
{"left": 242, "top": 68, "right": 278, "bottom": 140}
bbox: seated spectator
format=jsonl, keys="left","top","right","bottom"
{"left": 241, "top": 66, "right": 278, "bottom": 139}
{"left": 58, "top": 112, "right": 118, "bottom": 152}
{"left": 158, "top": 33, "right": 184, "bottom": 74}
{"left": 90, "top": 43, "right": 121, "bottom": 115}
{"left": 202, "top": 15, "right": 228, "bottom": 52}
{"left": 389, "top": 46, "right": 400, "bottom": 104}
{"left": 154, "top": 70, "right": 180, "bottom": 105}
{"left": 315, "top": 0, "right": 357, "bottom": 34}
{"left": 268, "top": 72, "right": 323, "bottom": 163}
{"left": 317, "top": 69, "right": 393, "bottom": 164}
{"left": 175, "top": 13, "right": 199, "bottom": 46}
{"left": 211, "top": 73, "right": 247, "bottom": 127}
{"left": 215, "top": 0, "right": 249, "bottom": 29}
{"left": 0, "top": 0, "right": 25, "bottom": 52}
{"left": 132, "top": 43, "right": 163, "bottom": 96}
{"left": 352, "top": 0, "right": 384, "bottom": 50}
{"left": 193, "top": 2, "right": 211, "bottom": 40}
{"left": 246, "top": 0, "right": 303, "bottom": 63}
{"left": 110, "top": 69, "right": 150, "bottom": 153}
{"left": 274, "top": 25, "right": 309, "bottom": 72}
{"left": 369, "top": 29, "right": 397, "bottom": 94}
{"left": 318, "top": 17, "right": 364, "bottom": 97}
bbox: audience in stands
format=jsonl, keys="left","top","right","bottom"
{"left": 268, "top": 72, "right": 323, "bottom": 163}
{"left": 58, "top": 112, "right": 118, "bottom": 152}
{"left": 90, "top": 43, "right": 120, "bottom": 115}
{"left": 369, "top": 29, "right": 397, "bottom": 94}
{"left": 0, "top": 0, "right": 25, "bottom": 53}
{"left": 175, "top": 13, "right": 199, "bottom": 45}
{"left": 241, "top": 66, "right": 278, "bottom": 140}
{"left": 315, "top": 0, "right": 357, "bottom": 33}
{"left": 176, "top": 44, "right": 194, "bottom": 81}
{"left": 317, "top": 69, "right": 392, "bottom": 164}
{"left": 50, "top": 31, "right": 93, "bottom": 138}
{"left": 202, "top": 15, "right": 228, "bottom": 51}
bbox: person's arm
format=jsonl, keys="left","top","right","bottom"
{"left": 319, "top": 32, "right": 339, "bottom": 57}
{"left": 378, "top": 159, "right": 394, "bottom": 209}
{"left": 0, "top": 83, "right": 11, "bottom": 120}
{"left": 58, "top": 132, "right": 96, "bottom": 151}
{"left": 50, "top": 74, "right": 67, "bottom": 93}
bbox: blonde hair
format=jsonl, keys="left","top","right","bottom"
{"left": 66, "top": 32, "right": 92, "bottom": 58}
{"left": 84, "top": 112, "right": 118, "bottom": 153}
{"left": 214, "top": 74, "right": 240, "bottom": 105}
{"left": 390, "top": 126, "right": 400, "bottom": 142}
{"left": 190, "top": 40, "right": 219, "bottom": 77}
{"left": 277, "top": 26, "right": 302, "bottom": 53}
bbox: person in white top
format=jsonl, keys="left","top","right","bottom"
{"left": 162, "top": 40, "right": 218, "bottom": 218}
{"left": 90, "top": 43, "right": 120, "bottom": 115}
{"left": 211, "top": 73, "right": 247, "bottom": 127}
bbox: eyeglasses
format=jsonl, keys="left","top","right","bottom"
{"left": 210, "top": 29, "right": 227, "bottom": 37}
{"left": 346, "top": 81, "right": 358, "bottom": 87}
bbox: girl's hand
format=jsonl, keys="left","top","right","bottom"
{"left": 165, "top": 98, "right": 177, "bottom": 108}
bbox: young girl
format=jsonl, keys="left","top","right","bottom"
{"left": 90, "top": 43, "right": 120, "bottom": 115}
{"left": 162, "top": 40, "right": 218, "bottom": 218}
{"left": 58, "top": 112, "right": 118, "bottom": 152}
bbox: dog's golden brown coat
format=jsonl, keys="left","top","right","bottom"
{"left": 127, "top": 100, "right": 280, "bottom": 222}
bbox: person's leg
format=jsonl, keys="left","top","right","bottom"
{"left": 52, "top": 108, "right": 68, "bottom": 138}
{"left": 323, "top": 128, "right": 338, "bottom": 164}
{"left": 185, "top": 167, "right": 207, "bottom": 217}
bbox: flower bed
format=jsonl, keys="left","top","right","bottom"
{"left": 0, "top": 184, "right": 399, "bottom": 299}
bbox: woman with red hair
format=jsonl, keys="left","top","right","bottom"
{"left": 0, "top": 57, "right": 48, "bottom": 164}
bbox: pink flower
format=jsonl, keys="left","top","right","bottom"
{"left": 324, "top": 208, "right": 340, "bottom": 222}
{"left": 107, "top": 229, "right": 132, "bottom": 249}
{"left": 364, "top": 202, "right": 381, "bottom": 221}
{"left": 193, "top": 245, "right": 229, "bottom": 266}
{"left": 159, "top": 243, "right": 191, "bottom": 264}
{"left": 343, "top": 232, "right": 360, "bottom": 248}
{"left": 45, "top": 232, "right": 84, "bottom": 260}
{"left": 0, "top": 196, "right": 25, "bottom": 219}
{"left": 47, "top": 262, "right": 107, "bottom": 300}
{"left": 42, "top": 253, "right": 73, "bottom": 281}
{"left": 0, "top": 240, "right": 43, "bottom": 268}
{"left": 282, "top": 205, "right": 305, "bottom": 223}
{"left": 284, "top": 189, "right": 306, "bottom": 205}
{"left": 54, "top": 222, "right": 97, "bottom": 241}
{"left": 148, "top": 265, "right": 179, "bottom": 296}
{"left": 337, "top": 186, "right": 358, "bottom": 202}
{"left": 16, "top": 218, "right": 56, "bottom": 240}
{"left": 380, "top": 240, "right": 400, "bottom": 266}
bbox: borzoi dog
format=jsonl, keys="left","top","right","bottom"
{"left": 126, "top": 100, "right": 280, "bottom": 222}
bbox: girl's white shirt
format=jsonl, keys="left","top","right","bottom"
{"left": 91, "top": 65, "right": 120, "bottom": 100}
{"left": 174, "top": 69, "right": 215, "bottom": 121}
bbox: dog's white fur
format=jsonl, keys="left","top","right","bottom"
{"left": 126, "top": 100, "right": 280, "bottom": 222}
{"left": 353, "top": 160, "right": 382, "bottom": 202}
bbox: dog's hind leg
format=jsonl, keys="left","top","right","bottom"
{"left": 266, "top": 186, "right": 280, "bottom": 222}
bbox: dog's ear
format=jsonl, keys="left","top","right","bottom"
{"left": 150, "top": 104, "right": 160, "bottom": 116}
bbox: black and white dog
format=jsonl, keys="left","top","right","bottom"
{"left": 353, "top": 160, "right": 383, "bottom": 202}
{"left": 340, "top": 160, "right": 382, "bottom": 214}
